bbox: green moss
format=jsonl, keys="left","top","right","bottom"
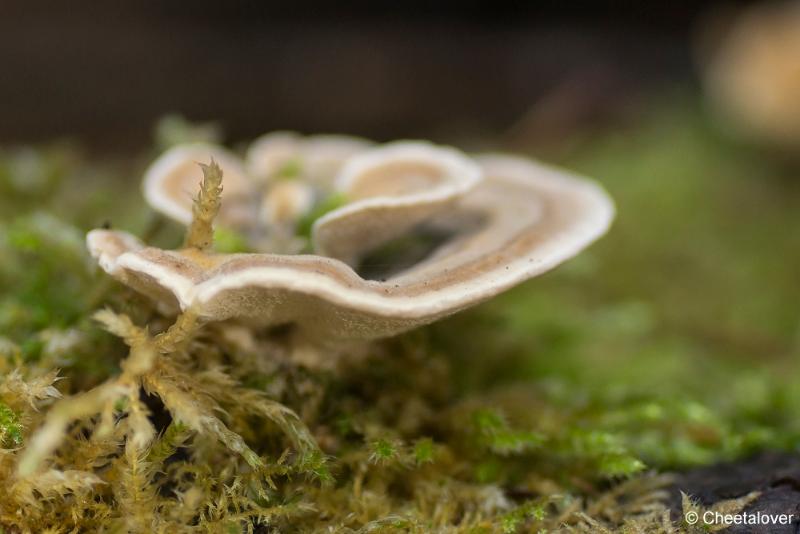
{"left": 500, "top": 501, "right": 547, "bottom": 534}
{"left": 275, "top": 157, "right": 303, "bottom": 180}
{"left": 214, "top": 226, "right": 251, "bottom": 253}
{"left": 369, "top": 438, "right": 402, "bottom": 464}
{"left": 0, "top": 402, "right": 23, "bottom": 447}
{"left": 297, "top": 192, "right": 348, "bottom": 241}
{"left": 412, "top": 437, "right": 435, "bottom": 465}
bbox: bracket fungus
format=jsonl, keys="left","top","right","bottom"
{"left": 88, "top": 134, "right": 614, "bottom": 341}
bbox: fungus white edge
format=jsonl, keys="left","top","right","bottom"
{"left": 89, "top": 153, "right": 614, "bottom": 322}
{"left": 314, "top": 141, "right": 482, "bottom": 231}
{"left": 245, "top": 132, "right": 373, "bottom": 174}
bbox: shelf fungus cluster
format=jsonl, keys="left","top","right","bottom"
{"left": 87, "top": 133, "right": 614, "bottom": 341}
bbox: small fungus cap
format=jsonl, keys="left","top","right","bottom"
{"left": 313, "top": 141, "right": 482, "bottom": 265}
{"left": 246, "top": 131, "right": 373, "bottom": 188}
{"left": 143, "top": 143, "right": 252, "bottom": 227}
{"left": 89, "top": 135, "right": 614, "bottom": 341}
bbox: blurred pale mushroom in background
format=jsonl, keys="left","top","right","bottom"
{"left": 702, "top": 1, "right": 800, "bottom": 150}
{"left": 89, "top": 137, "right": 614, "bottom": 341}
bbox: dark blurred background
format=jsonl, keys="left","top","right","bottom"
{"left": 0, "top": 1, "right": 749, "bottom": 149}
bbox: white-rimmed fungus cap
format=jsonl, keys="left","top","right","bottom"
{"left": 89, "top": 137, "right": 614, "bottom": 341}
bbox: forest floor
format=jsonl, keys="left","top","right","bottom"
{"left": 0, "top": 94, "right": 799, "bottom": 532}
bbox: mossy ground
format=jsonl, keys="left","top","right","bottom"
{"left": 0, "top": 96, "right": 798, "bottom": 532}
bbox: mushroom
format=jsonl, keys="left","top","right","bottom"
{"left": 246, "top": 131, "right": 373, "bottom": 189}
{"left": 313, "top": 142, "right": 482, "bottom": 265}
{"left": 88, "top": 138, "right": 613, "bottom": 341}
{"left": 703, "top": 1, "right": 800, "bottom": 149}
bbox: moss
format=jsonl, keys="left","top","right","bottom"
{"left": 0, "top": 97, "right": 798, "bottom": 531}
{"left": 297, "top": 191, "right": 348, "bottom": 241}
{"left": 184, "top": 160, "right": 224, "bottom": 250}
{"left": 276, "top": 157, "right": 303, "bottom": 180}
{"left": 215, "top": 226, "right": 252, "bottom": 253}
{"left": 0, "top": 401, "right": 23, "bottom": 447}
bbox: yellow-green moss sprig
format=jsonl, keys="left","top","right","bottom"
{"left": 184, "top": 159, "right": 223, "bottom": 251}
